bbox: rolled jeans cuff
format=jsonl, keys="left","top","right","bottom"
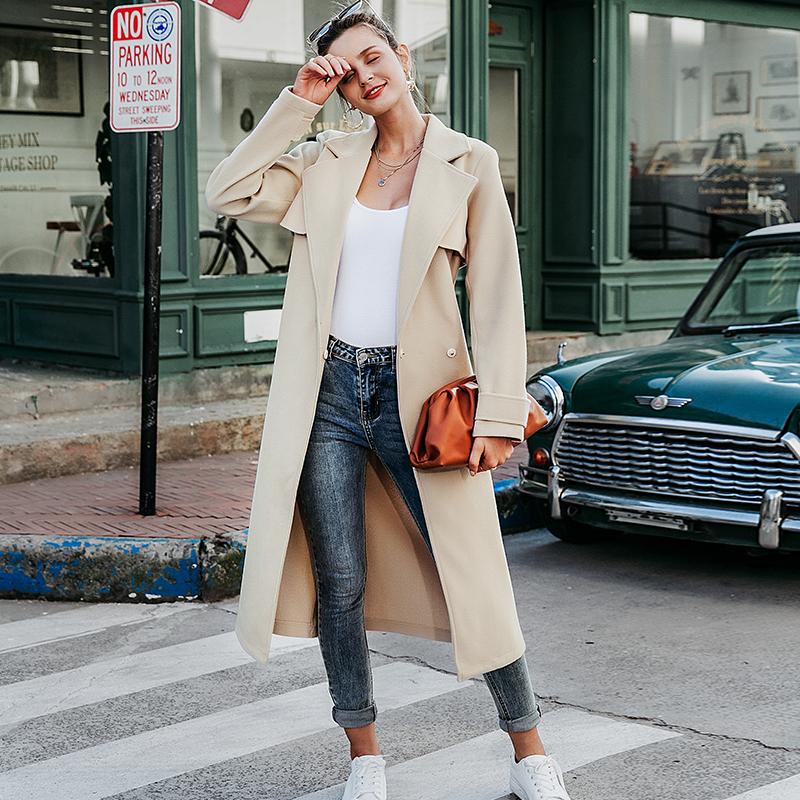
{"left": 497, "top": 703, "right": 543, "bottom": 733}
{"left": 332, "top": 702, "right": 378, "bottom": 728}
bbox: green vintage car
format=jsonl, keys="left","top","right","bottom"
{"left": 519, "top": 223, "right": 800, "bottom": 552}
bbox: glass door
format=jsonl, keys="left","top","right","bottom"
{"left": 487, "top": 0, "right": 542, "bottom": 327}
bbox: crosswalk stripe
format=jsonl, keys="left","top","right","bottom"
{"left": 724, "top": 774, "right": 800, "bottom": 799}
{"left": 295, "top": 707, "right": 681, "bottom": 799}
{"left": 0, "top": 602, "right": 199, "bottom": 654}
{"left": 2, "top": 631, "right": 319, "bottom": 725}
{"left": 0, "top": 660, "right": 470, "bottom": 800}
{"left": 270, "top": 633, "right": 321, "bottom": 654}
{"left": 536, "top": 708, "right": 681, "bottom": 771}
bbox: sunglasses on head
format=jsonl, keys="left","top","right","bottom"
{"left": 307, "top": 0, "right": 376, "bottom": 51}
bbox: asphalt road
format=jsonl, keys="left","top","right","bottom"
{"left": 1, "top": 528, "right": 798, "bottom": 799}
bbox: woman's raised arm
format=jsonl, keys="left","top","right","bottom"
{"left": 204, "top": 85, "right": 325, "bottom": 224}
{"left": 205, "top": 54, "right": 352, "bottom": 224}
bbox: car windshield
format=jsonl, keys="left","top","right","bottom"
{"left": 685, "top": 244, "right": 800, "bottom": 332}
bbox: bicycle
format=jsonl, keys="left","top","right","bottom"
{"left": 199, "top": 215, "right": 289, "bottom": 276}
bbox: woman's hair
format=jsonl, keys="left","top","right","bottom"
{"left": 307, "top": 4, "right": 430, "bottom": 115}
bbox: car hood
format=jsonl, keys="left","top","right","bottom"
{"left": 565, "top": 334, "right": 800, "bottom": 431}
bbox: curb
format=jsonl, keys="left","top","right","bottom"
{"left": 0, "top": 533, "right": 247, "bottom": 603}
{"left": 0, "top": 482, "right": 535, "bottom": 602}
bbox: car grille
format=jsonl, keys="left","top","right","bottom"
{"left": 554, "top": 418, "right": 800, "bottom": 506}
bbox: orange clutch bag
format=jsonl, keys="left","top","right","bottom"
{"left": 408, "top": 374, "right": 548, "bottom": 471}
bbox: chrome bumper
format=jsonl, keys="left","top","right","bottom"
{"left": 518, "top": 464, "right": 800, "bottom": 549}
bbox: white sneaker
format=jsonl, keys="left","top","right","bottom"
{"left": 341, "top": 754, "right": 387, "bottom": 800}
{"left": 509, "top": 752, "right": 572, "bottom": 800}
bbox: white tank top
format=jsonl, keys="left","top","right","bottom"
{"left": 329, "top": 196, "right": 410, "bottom": 347}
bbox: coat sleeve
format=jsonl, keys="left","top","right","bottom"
{"left": 464, "top": 145, "right": 531, "bottom": 443}
{"left": 204, "top": 85, "right": 325, "bottom": 224}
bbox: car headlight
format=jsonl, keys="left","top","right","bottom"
{"left": 526, "top": 374, "right": 565, "bottom": 431}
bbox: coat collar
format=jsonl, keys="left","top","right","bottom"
{"left": 300, "top": 113, "right": 478, "bottom": 350}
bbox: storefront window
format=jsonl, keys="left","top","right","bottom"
{"left": 196, "top": 0, "right": 450, "bottom": 278}
{"left": 488, "top": 66, "right": 519, "bottom": 224}
{"left": 629, "top": 13, "right": 800, "bottom": 260}
{"left": 0, "top": 1, "right": 112, "bottom": 278}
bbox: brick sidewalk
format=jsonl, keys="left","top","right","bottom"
{"left": 0, "top": 445, "right": 529, "bottom": 540}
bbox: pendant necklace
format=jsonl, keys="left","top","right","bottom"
{"left": 371, "top": 136, "right": 424, "bottom": 187}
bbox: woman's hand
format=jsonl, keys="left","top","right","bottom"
{"left": 292, "top": 54, "right": 352, "bottom": 106}
{"left": 468, "top": 436, "right": 518, "bottom": 477}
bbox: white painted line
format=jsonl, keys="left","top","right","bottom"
{"left": 270, "top": 633, "right": 319, "bottom": 654}
{"left": 537, "top": 707, "right": 681, "bottom": 772}
{"left": 296, "top": 708, "right": 681, "bottom": 799}
{"left": 2, "top": 631, "right": 319, "bottom": 725}
{"left": 724, "top": 774, "right": 800, "bottom": 800}
{"left": 0, "top": 602, "right": 200, "bottom": 654}
{"left": 3, "top": 632, "right": 238, "bottom": 725}
{"left": 0, "top": 661, "right": 471, "bottom": 800}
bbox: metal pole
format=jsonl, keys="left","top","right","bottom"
{"left": 138, "top": 129, "right": 164, "bottom": 515}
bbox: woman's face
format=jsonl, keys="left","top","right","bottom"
{"left": 325, "top": 25, "right": 410, "bottom": 114}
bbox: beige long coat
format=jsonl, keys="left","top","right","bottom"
{"left": 205, "top": 85, "right": 532, "bottom": 682}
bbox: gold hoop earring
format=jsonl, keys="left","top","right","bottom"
{"left": 406, "top": 72, "right": 417, "bottom": 93}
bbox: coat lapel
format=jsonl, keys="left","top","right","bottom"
{"left": 301, "top": 113, "right": 477, "bottom": 349}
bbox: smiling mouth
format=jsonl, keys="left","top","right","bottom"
{"left": 363, "top": 83, "right": 386, "bottom": 100}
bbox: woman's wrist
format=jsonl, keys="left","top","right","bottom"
{"left": 288, "top": 85, "right": 320, "bottom": 105}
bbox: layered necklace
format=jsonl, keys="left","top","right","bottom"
{"left": 371, "top": 132, "right": 425, "bottom": 187}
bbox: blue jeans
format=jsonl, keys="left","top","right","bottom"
{"left": 296, "top": 333, "right": 542, "bottom": 733}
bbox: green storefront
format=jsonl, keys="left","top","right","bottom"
{"left": 2, "top": 0, "right": 800, "bottom": 374}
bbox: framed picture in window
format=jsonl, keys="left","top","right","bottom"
{"left": 712, "top": 71, "right": 750, "bottom": 115}
{"left": 644, "top": 140, "right": 717, "bottom": 176}
{"left": 0, "top": 24, "right": 84, "bottom": 116}
{"left": 756, "top": 96, "right": 800, "bottom": 132}
{"left": 761, "top": 55, "right": 798, "bottom": 86}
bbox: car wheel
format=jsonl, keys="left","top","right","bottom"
{"left": 545, "top": 518, "right": 621, "bottom": 544}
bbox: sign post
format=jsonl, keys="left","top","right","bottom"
{"left": 110, "top": 1, "right": 180, "bottom": 515}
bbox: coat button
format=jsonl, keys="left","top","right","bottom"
{"left": 399, "top": 348, "right": 405, "bottom": 358}
{"left": 446, "top": 347, "right": 457, "bottom": 357}
{"left": 322, "top": 349, "right": 329, "bottom": 360}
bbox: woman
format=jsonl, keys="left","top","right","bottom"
{"left": 205, "top": 3, "right": 571, "bottom": 799}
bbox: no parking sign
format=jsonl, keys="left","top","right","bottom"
{"left": 108, "top": 1, "right": 182, "bottom": 513}
{"left": 110, "top": 1, "right": 181, "bottom": 132}
{"left": 110, "top": 0, "right": 246, "bottom": 513}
